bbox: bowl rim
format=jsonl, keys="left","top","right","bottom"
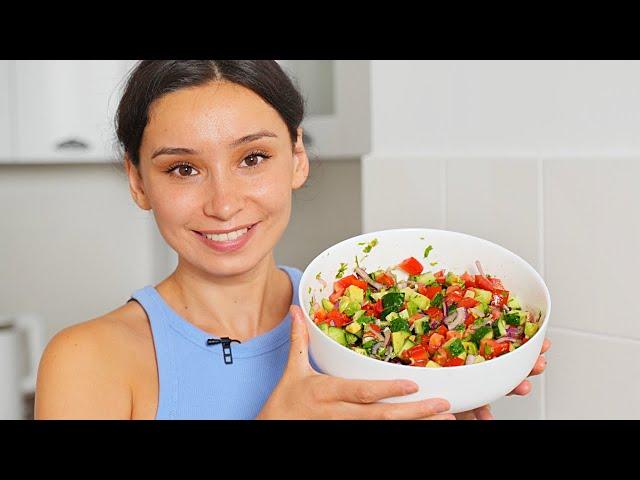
{"left": 299, "top": 227, "right": 552, "bottom": 372}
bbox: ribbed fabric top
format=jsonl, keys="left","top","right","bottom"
{"left": 128, "top": 265, "right": 318, "bottom": 419}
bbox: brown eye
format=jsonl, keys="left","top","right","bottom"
{"left": 240, "top": 151, "right": 271, "bottom": 168}
{"left": 178, "top": 165, "right": 194, "bottom": 176}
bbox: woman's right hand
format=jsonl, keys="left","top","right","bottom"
{"left": 256, "top": 305, "right": 455, "bottom": 420}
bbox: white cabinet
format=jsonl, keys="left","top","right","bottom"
{"left": 14, "top": 60, "right": 136, "bottom": 163}
{"left": 278, "top": 61, "right": 370, "bottom": 160}
{"left": 0, "top": 61, "right": 11, "bottom": 159}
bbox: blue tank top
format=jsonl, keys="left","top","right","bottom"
{"left": 128, "top": 265, "right": 320, "bottom": 419}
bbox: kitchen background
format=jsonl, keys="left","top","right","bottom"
{"left": 1, "top": 60, "right": 638, "bottom": 420}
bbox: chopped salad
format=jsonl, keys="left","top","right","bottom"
{"left": 310, "top": 250, "right": 542, "bottom": 368}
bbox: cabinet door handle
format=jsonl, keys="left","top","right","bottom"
{"left": 56, "top": 138, "right": 90, "bottom": 150}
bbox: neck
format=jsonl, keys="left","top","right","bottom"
{"left": 156, "top": 253, "right": 292, "bottom": 342}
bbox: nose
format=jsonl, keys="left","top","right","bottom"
{"left": 202, "top": 172, "right": 245, "bottom": 221}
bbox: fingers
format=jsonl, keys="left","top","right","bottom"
{"left": 529, "top": 355, "right": 547, "bottom": 376}
{"left": 287, "top": 305, "right": 311, "bottom": 373}
{"left": 541, "top": 338, "right": 551, "bottom": 354}
{"left": 327, "top": 377, "right": 419, "bottom": 404}
{"left": 473, "top": 405, "right": 494, "bottom": 420}
{"left": 420, "top": 413, "right": 457, "bottom": 420}
{"left": 360, "top": 398, "right": 452, "bottom": 420}
{"left": 507, "top": 379, "right": 531, "bottom": 396}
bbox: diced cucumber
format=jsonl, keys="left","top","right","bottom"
{"left": 524, "top": 321, "right": 539, "bottom": 339}
{"left": 338, "top": 297, "right": 350, "bottom": 313}
{"left": 352, "top": 347, "right": 368, "bottom": 356}
{"left": 392, "top": 331, "right": 411, "bottom": 355}
{"left": 426, "top": 360, "right": 441, "bottom": 368}
{"left": 370, "top": 291, "right": 386, "bottom": 301}
{"left": 400, "top": 339, "right": 416, "bottom": 353}
{"left": 473, "top": 288, "right": 492, "bottom": 304}
{"left": 473, "top": 355, "right": 486, "bottom": 364}
{"left": 414, "top": 318, "right": 426, "bottom": 335}
{"left": 345, "top": 332, "right": 359, "bottom": 345}
{"left": 399, "top": 309, "right": 410, "bottom": 320}
{"left": 464, "top": 290, "right": 476, "bottom": 298}
{"left": 400, "top": 287, "right": 416, "bottom": 301}
{"left": 385, "top": 311, "right": 399, "bottom": 322}
{"left": 497, "top": 317, "right": 507, "bottom": 336}
{"left": 328, "top": 327, "right": 347, "bottom": 346}
{"left": 345, "top": 285, "right": 365, "bottom": 303}
{"left": 415, "top": 273, "right": 436, "bottom": 285}
{"left": 411, "top": 293, "right": 429, "bottom": 310}
{"left": 343, "top": 301, "right": 361, "bottom": 316}
{"left": 345, "top": 322, "right": 362, "bottom": 334}
{"left": 507, "top": 296, "right": 522, "bottom": 310}
{"left": 462, "top": 341, "right": 478, "bottom": 355}
{"left": 321, "top": 298, "right": 334, "bottom": 312}
{"left": 352, "top": 309, "right": 366, "bottom": 322}
{"left": 407, "top": 301, "right": 420, "bottom": 316}
{"left": 318, "top": 323, "right": 329, "bottom": 335}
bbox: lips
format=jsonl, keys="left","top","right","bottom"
{"left": 193, "top": 223, "right": 258, "bottom": 253}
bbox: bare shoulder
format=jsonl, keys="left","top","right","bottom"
{"left": 35, "top": 300, "right": 155, "bottom": 419}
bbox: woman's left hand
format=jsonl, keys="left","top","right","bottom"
{"left": 454, "top": 338, "right": 552, "bottom": 420}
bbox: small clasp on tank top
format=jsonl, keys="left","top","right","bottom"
{"left": 206, "top": 337, "right": 242, "bottom": 364}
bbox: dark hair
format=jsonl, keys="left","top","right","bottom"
{"left": 115, "top": 60, "right": 305, "bottom": 167}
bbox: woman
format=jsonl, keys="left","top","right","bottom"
{"left": 34, "top": 60, "right": 550, "bottom": 419}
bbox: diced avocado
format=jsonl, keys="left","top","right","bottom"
{"left": 414, "top": 318, "right": 426, "bottom": 335}
{"left": 464, "top": 289, "right": 476, "bottom": 299}
{"left": 328, "top": 327, "right": 347, "bottom": 346}
{"left": 386, "top": 311, "right": 400, "bottom": 322}
{"left": 392, "top": 331, "right": 411, "bottom": 355}
{"left": 426, "top": 360, "right": 442, "bottom": 368}
{"left": 352, "top": 347, "right": 368, "bottom": 356}
{"left": 462, "top": 341, "right": 478, "bottom": 355}
{"left": 345, "top": 285, "right": 365, "bottom": 303}
{"left": 415, "top": 272, "right": 436, "bottom": 285}
{"left": 524, "top": 321, "right": 539, "bottom": 339}
{"left": 352, "top": 309, "right": 365, "bottom": 322}
{"left": 318, "top": 323, "right": 329, "bottom": 335}
{"left": 407, "top": 301, "right": 420, "bottom": 316}
{"left": 399, "top": 309, "right": 410, "bottom": 320}
{"left": 344, "top": 301, "right": 361, "bottom": 316}
{"left": 411, "top": 293, "right": 430, "bottom": 310}
{"left": 345, "top": 332, "right": 359, "bottom": 345}
{"left": 400, "top": 339, "right": 416, "bottom": 353}
{"left": 321, "top": 298, "right": 334, "bottom": 312}
{"left": 473, "top": 288, "right": 492, "bottom": 304}
{"left": 345, "top": 322, "right": 362, "bottom": 334}
{"left": 338, "top": 297, "right": 350, "bottom": 313}
{"left": 400, "top": 287, "right": 416, "bottom": 301}
{"left": 497, "top": 317, "right": 507, "bottom": 336}
{"left": 507, "top": 296, "right": 522, "bottom": 310}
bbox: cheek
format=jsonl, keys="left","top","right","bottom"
{"left": 147, "top": 183, "right": 200, "bottom": 233}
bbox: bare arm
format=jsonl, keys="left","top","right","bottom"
{"left": 34, "top": 322, "right": 133, "bottom": 419}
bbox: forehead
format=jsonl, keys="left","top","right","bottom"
{"left": 142, "top": 81, "right": 288, "bottom": 151}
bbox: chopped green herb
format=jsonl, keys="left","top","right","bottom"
{"left": 307, "top": 287, "right": 312, "bottom": 294}
{"left": 431, "top": 293, "right": 444, "bottom": 308}
{"left": 382, "top": 292, "right": 404, "bottom": 311}
{"left": 315, "top": 272, "right": 322, "bottom": 280}
{"left": 390, "top": 317, "right": 410, "bottom": 332}
{"left": 359, "top": 238, "right": 378, "bottom": 253}
{"left": 430, "top": 261, "right": 439, "bottom": 266}
{"left": 357, "top": 315, "right": 375, "bottom": 325}
{"left": 504, "top": 313, "right": 521, "bottom": 326}
{"left": 470, "top": 326, "right": 492, "bottom": 345}
{"left": 336, "top": 262, "right": 348, "bottom": 279}
{"left": 423, "top": 245, "right": 433, "bottom": 258}
{"left": 354, "top": 255, "right": 360, "bottom": 269}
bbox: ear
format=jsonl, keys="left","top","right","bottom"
{"left": 291, "top": 127, "right": 310, "bottom": 190}
{"left": 125, "top": 155, "right": 152, "bottom": 211}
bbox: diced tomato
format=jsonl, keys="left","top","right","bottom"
{"left": 428, "top": 332, "right": 445, "bottom": 354}
{"left": 426, "top": 307, "right": 444, "bottom": 322}
{"left": 336, "top": 275, "right": 368, "bottom": 291}
{"left": 435, "top": 325, "right": 448, "bottom": 336}
{"left": 464, "top": 314, "right": 476, "bottom": 326}
{"left": 419, "top": 285, "right": 442, "bottom": 300}
{"left": 490, "top": 306, "right": 502, "bottom": 320}
{"left": 490, "top": 277, "right": 505, "bottom": 290}
{"left": 493, "top": 342, "right": 510, "bottom": 357}
{"left": 445, "top": 290, "right": 464, "bottom": 306}
{"left": 314, "top": 310, "right": 328, "bottom": 324}
{"left": 479, "top": 339, "right": 496, "bottom": 359}
{"left": 399, "top": 257, "right": 424, "bottom": 276}
{"left": 432, "top": 347, "right": 449, "bottom": 366}
{"left": 475, "top": 275, "right": 495, "bottom": 292}
{"left": 327, "top": 309, "right": 351, "bottom": 327}
{"left": 406, "top": 344, "right": 429, "bottom": 361}
{"left": 408, "top": 313, "right": 425, "bottom": 325}
{"left": 522, "top": 337, "right": 529, "bottom": 344}
{"left": 368, "top": 323, "right": 381, "bottom": 334}
{"left": 420, "top": 333, "right": 432, "bottom": 349}
{"left": 446, "top": 285, "right": 462, "bottom": 294}
{"left": 434, "top": 270, "right": 446, "bottom": 284}
{"left": 375, "top": 272, "right": 396, "bottom": 288}
{"left": 461, "top": 272, "right": 476, "bottom": 288}
{"left": 458, "top": 297, "right": 479, "bottom": 308}
{"left": 329, "top": 282, "right": 346, "bottom": 303}
{"left": 491, "top": 289, "right": 509, "bottom": 308}
{"left": 446, "top": 330, "right": 463, "bottom": 341}
{"left": 445, "top": 357, "right": 465, "bottom": 367}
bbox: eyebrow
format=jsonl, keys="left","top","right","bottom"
{"left": 150, "top": 130, "right": 279, "bottom": 160}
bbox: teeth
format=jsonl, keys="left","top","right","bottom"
{"left": 203, "top": 227, "right": 248, "bottom": 242}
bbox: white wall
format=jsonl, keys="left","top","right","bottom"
{"left": 364, "top": 60, "right": 640, "bottom": 419}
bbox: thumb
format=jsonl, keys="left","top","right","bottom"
{"left": 287, "top": 304, "right": 310, "bottom": 371}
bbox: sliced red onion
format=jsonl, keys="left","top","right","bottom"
{"left": 496, "top": 337, "right": 518, "bottom": 343}
{"left": 470, "top": 307, "right": 485, "bottom": 318}
{"left": 475, "top": 260, "right": 485, "bottom": 277}
{"left": 383, "top": 328, "right": 391, "bottom": 347}
{"left": 443, "top": 311, "right": 458, "bottom": 325}
{"left": 465, "top": 355, "right": 476, "bottom": 365}
{"left": 371, "top": 341, "right": 385, "bottom": 355}
{"left": 384, "top": 346, "right": 393, "bottom": 362}
{"left": 447, "top": 307, "right": 467, "bottom": 330}
{"left": 443, "top": 301, "right": 448, "bottom": 317}
{"left": 507, "top": 326, "right": 520, "bottom": 337}
{"left": 429, "top": 319, "right": 442, "bottom": 329}
{"left": 354, "top": 267, "right": 383, "bottom": 290}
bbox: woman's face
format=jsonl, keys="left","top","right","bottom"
{"left": 126, "top": 80, "right": 309, "bottom": 278}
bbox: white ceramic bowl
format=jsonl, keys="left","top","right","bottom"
{"left": 298, "top": 228, "right": 551, "bottom": 414}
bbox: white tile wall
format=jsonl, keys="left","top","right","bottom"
{"left": 361, "top": 155, "right": 445, "bottom": 232}
{"left": 490, "top": 374, "right": 544, "bottom": 420}
{"left": 544, "top": 157, "right": 640, "bottom": 339}
{"left": 546, "top": 327, "right": 640, "bottom": 419}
